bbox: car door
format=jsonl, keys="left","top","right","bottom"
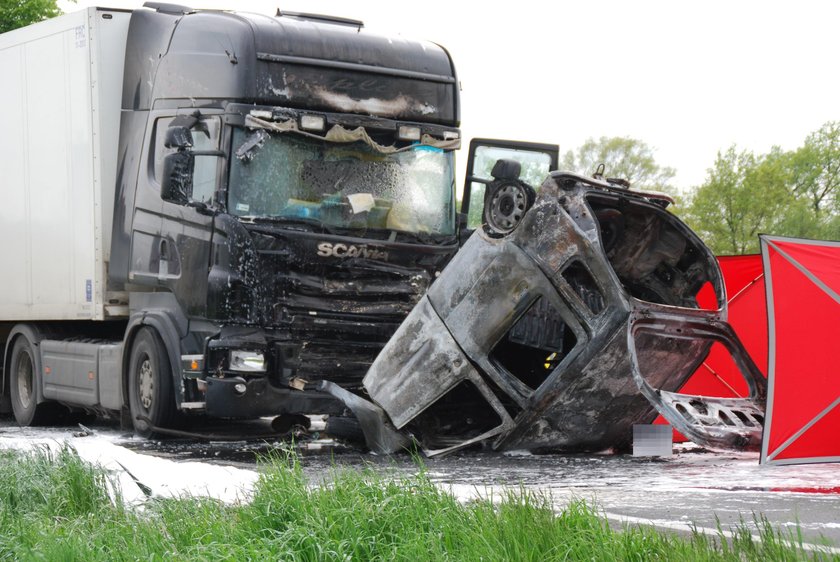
{"left": 460, "top": 138, "right": 559, "bottom": 242}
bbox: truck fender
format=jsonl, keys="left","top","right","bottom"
{"left": 122, "top": 312, "right": 185, "bottom": 409}
{"left": 2, "top": 324, "right": 48, "bottom": 406}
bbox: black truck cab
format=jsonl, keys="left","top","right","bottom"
{"left": 110, "top": 5, "right": 462, "bottom": 433}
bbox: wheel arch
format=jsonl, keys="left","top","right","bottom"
{"left": 3, "top": 324, "right": 47, "bottom": 406}
{"left": 122, "top": 312, "right": 185, "bottom": 410}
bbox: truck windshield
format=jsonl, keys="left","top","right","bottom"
{"left": 228, "top": 128, "right": 456, "bottom": 237}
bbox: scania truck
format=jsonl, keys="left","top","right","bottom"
{"left": 0, "top": 3, "right": 483, "bottom": 435}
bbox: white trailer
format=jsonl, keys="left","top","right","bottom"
{"left": 0, "top": 8, "right": 130, "bottom": 321}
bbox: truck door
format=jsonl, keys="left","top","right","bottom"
{"left": 460, "top": 138, "right": 559, "bottom": 241}
{"left": 154, "top": 113, "right": 222, "bottom": 316}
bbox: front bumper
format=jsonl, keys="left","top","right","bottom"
{"left": 204, "top": 376, "right": 346, "bottom": 418}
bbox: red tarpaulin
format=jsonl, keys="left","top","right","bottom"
{"left": 655, "top": 255, "right": 768, "bottom": 440}
{"left": 691, "top": 255, "right": 767, "bottom": 396}
{"left": 760, "top": 236, "right": 840, "bottom": 465}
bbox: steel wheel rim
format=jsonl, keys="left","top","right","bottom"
{"left": 487, "top": 184, "right": 527, "bottom": 233}
{"left": 138, "top": 357, "right": 154, "bottom": 411}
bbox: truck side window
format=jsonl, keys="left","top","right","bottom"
{"left": 153, "top": 117, "right": 220, "bottom": 204}
{"left": 191, "top": 120, "right": 220, "bottom": 204}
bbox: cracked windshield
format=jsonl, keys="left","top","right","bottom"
{"left": 228, "top": 129, "right": 456, "bottom": 236}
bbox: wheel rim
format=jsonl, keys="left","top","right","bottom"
{"left": 138, "top": 357, "right": 154, "bottom": 411}
{"left": 16, "top": 350, "right": 34, "bottom": 409}
{"left": 487, "top": 183, "right": 527, "bottom": 234}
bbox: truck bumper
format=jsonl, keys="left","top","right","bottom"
{"left": 204, "top": 376, "right": 346, "bottom": 418}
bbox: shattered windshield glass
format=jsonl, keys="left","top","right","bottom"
{"left": 228, "top": 128, "right": 456, "bottom": 236}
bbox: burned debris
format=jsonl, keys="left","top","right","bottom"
{"left": 331, "top": 168, "right": 767, "bottom": 456}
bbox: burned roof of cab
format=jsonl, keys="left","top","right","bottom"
{"left": 123, "top": 6, "right": 460, "bottom": 125}
{"left": 236, "top": 12, "right": 456, "bottom": 79}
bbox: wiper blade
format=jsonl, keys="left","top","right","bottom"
{"left": 240, "top": 215, "right": 333, "bottom": 233}
{"left": 238, "top": 216, "right": 453, "bottom": 245}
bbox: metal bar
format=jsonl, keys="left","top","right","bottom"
{"left": 256, "top": 52, "right": 457, "bottom": 84}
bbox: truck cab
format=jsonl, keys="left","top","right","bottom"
{"left": 109, "top": 5, "right": 467, "bottom": 433}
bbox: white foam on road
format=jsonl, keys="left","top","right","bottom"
{"left": 0, "top": 425, "right": 258, "bottom": 505}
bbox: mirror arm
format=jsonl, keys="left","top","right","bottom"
{"left": 466, "top": 176, "right": 491, "bottom": 185}
{"left": 186, "top": 200, "right": 218, "bottom": 216}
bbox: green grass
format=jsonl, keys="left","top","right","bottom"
{"left": 0, "top": 447, "right": 834, "bottom": 561}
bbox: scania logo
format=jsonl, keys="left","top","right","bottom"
{"left": 317, "top": 242, "right": 389, "bottom": 261}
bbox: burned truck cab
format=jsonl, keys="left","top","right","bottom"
{"left": 108, "top": 4, "right": 461, "bottom": 433}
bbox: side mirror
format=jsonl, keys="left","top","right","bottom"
{"left": 161, "top": 151, "right": 194, "bottom": 204}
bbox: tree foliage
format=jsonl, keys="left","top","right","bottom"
{"left": 562, "top": 136, "right": 676, "bottom": 192}
{"left": 684, "top": 121, "right": 840, "bottom": 255}
{"left": 788, "top": 121, "right": 840, "bottom": 218}
{"left": 684, "top": 147, "right": 798, "bottom": 254}
{"left": 0, "top": 0, "right": 63, "bottom": 34}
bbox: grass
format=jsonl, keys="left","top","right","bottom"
{"left": 0, "top": 447, "right": 834, "bottom": 561}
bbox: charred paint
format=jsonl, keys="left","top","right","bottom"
{"left": 352, "top": 171, "right": 767, "bottom": 456}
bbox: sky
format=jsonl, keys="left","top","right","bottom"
{"left": 57, "top": 0, "right": 839, "bottom": 191}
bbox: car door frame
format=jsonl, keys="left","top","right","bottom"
{"left": 460, "top": 138, "right": 559, "bottom": 241}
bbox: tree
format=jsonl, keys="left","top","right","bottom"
{"left": 0, "top": 0, "right": 63, "bottom": 34}
{"left": 788, "top": 121, "right": 840, "bottom": 219}
{"left": 682, "top": 121, "right": 840, "bottom": 254}
{"left": 683, "top": 146, "right": 802, "bottom": 255}
{"left": 562, "top": 136, "right": 676, "bottom": 192}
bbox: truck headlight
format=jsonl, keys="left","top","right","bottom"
{"left": 229, "top": 350, "right": 267, "bottom": 373}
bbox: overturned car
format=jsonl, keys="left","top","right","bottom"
{"left": 326, "top": 163, "right": 767, "bottom": 456}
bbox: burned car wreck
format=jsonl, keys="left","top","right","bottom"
{"left": 324, "top": 165, "right": 768, "bottom": 456}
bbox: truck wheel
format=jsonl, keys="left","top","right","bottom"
{"left": 128, "top": 327, "right": 176, "bottom": 438}
{"left": 9, "top": 336, "right": 56, "bottom": 426}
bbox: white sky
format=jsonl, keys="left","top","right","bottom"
{"left": 58, "top": 0, "right": 840, "bottom": 190}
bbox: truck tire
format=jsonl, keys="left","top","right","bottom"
{"left": 128, "top": 327, "right": 176, "bottom": 438}
{"left": 9, "top": 335, "right": 57, "bottom": 426}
